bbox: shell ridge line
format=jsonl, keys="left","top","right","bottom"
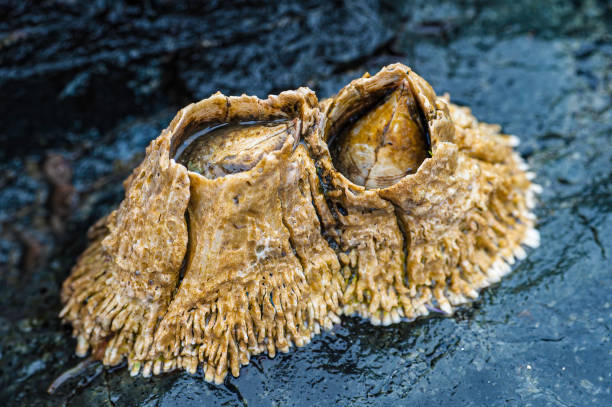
{"left": 275, "top": 184, "right": 309, "bottom": 343}
{"left": 384, "top": 197, "right": 412, "bottom": 290}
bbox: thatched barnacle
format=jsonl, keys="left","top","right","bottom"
{"left": 60, "top": 88, "right": 344, "bottom": 384}
{"left": 307, "top": 63, "right": 539, "bottom": 324}
{"left": 60, "top": 64, "right": 540, "bottom": 385}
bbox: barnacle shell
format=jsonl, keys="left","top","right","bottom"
{"left": 307, "top": 63, "right": 539, "bottom": 323}
{"left": 60, "top": 63, "right": 539, "bottom": 384}
{"left": 61, "top": 88, "right": 343, "bottom": 384}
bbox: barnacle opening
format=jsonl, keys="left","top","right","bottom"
{"left": 327, "top": 83, "right": 431, "bottom": 189}
{"left": 175, "top": 119, "right": 297, "bottom": 178}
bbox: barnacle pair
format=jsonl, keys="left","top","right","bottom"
{"left": 60, "top": 64, "right": 540, "bottom": 384}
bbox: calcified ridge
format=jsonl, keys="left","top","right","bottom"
{"left": 60, "top": 64, "right": 539, "bottom": 384}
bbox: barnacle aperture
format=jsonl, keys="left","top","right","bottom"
{"left": 330, "top": 84, "right": 429, "bottom": 188}
{"left": 177, "top": 120, "right": 297, "bottom": 178}
{"left": 60, "top": 64, "right": 540, "bottom": 385}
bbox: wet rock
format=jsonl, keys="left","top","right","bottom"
{"left": 16, "top": 231, "right": 44, "bottom": 273}
{"left": 43, "top": 154, "right": 78, "bottom": 234}
{"left": 0, "top": 0, "right": 393, "bottom": 155}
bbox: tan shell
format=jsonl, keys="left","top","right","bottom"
{"left": 61, "top": 88, "right": 343, "bottom": 384}
{"left": 60, "top": 64, "right": 539, "bottom": 384}
{"left": 307, "top": 63, "right": 539, "bottom": 324}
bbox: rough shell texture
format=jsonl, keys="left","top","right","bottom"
{"left": 61, "top": 88, "right": 345, "bottom": 384}
{"left": 309, "top": 63, "right": 539, "bottom": 323}
{"left": 60, "top": 64, "right": 539, "bottom": 384}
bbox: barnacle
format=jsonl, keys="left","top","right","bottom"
{"left": 61, "top": 89, "right": 343, "bottom": 384}
{"left": 308, "top": 63, "right": 539, "bottom": 323}
{"left": 60, "top": 64, "right": 539, "bottom": 384}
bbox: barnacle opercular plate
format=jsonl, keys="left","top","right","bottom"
{"left": 330, "top": 81, "right": 429, "bottom": 188}
{"left": 60, "top": 64, "right": 539, "bottom": 384}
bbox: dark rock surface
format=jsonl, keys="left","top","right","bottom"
{"left": 0, "top": 1, "right": 610, "bottom": 406}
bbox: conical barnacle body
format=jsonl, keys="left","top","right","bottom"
{"left": 152, "top": 128, "right": 343, "bottom": 383}
{"left": 61, "top": 89, "right": 343, "bottom": 384}
{"left": 60, "top": 63, "right": 539, "bottom": 384}
{"left": 306, "top": 63, "right": 539, "bottom": 324}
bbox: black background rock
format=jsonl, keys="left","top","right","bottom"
{"left": 0, "top": 1, "right": 610, "bottom": 406}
